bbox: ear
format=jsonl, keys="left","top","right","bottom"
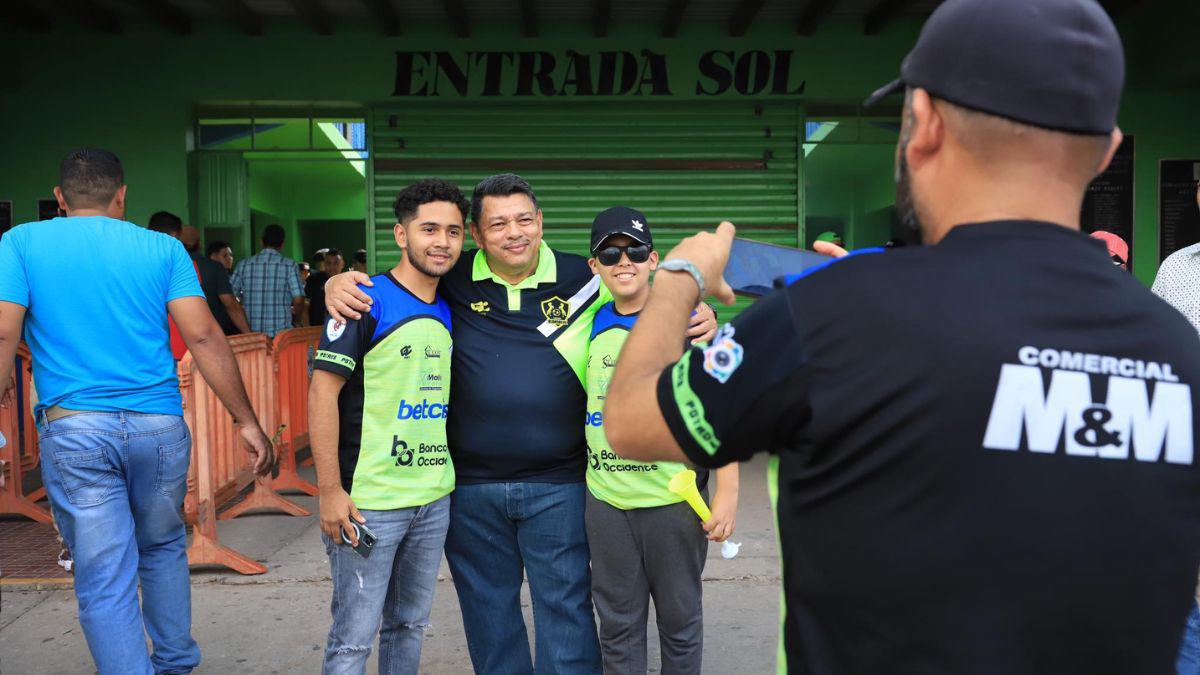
{"left": 469, "top": 221, "right": 483, "bottom": 249}
{"left": 53, "top": 186, "right": 69, "bottom": 212}
{"left": 1095, "top": 127, "right": 1124, "bottom": 177}
{"left": 532, "top": 209, "right": 544, "bottom": 238}
{"left": 394, "top": 222, "right": 406, "bottom": 250}
{"left": 588, "top": 257, "right": 599, "bottom": 275}
{"left": 110, "top": 185, "right": 127, "bottom": 218}
{"left": 648, "top": 250, "right": 660, "bottom": 271}
{"left": 905, "top": 88, "right": 945, "bottom": 172}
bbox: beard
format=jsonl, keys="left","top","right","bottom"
{"left": 407, "top": 246, "right": 453, "bottom": 278}
{"left": 895, "top": 137, "right": 924, "bottom": 245}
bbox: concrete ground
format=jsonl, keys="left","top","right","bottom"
{"left": 0, "top": 455, "right": 781, "bottom": 674}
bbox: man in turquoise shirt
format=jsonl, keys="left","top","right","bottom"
{"left": 0, "top": 148, "right": 275, "bottom": 675}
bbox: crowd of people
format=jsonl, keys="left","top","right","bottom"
{"left": 136, "top": 210, "right": 369, "bottom": 343}
{"left": 2, "top": 1, "right": 1200, "bottom": 675}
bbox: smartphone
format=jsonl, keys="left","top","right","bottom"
{"left": 725, "top": 238, "right": 829, "bottom": 297}
{"left": 341, "top": 522, "right": 377, "bottom": 558}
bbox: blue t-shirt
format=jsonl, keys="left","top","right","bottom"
{"left": 0, "top": 216, "right": 204, "bottom": 416}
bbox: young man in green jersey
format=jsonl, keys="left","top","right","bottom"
{"left": 309, "top": 179, "right": 468, "bottom": 675}
{"left": 583, "top": 206, "right": 740, "bottom": 674}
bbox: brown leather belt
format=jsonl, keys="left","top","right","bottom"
{"left": 45, "top": 405, "right": 88, "bottom": 423}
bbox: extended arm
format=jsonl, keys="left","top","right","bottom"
{"left": 219, "top": 294, "right": 252, "bottom": 334}
{"left": 168, "top": 296, "right": 275, "bottom": 475}
{"left": 308, "top": 369, "right": 365, "bottom": 545}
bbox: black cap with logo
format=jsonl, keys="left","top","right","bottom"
{"left": 864, "top": 0, "right": 1124, "bottom": 135}
{"left": 590, "top": 206, "right": 654, "bottom": 252}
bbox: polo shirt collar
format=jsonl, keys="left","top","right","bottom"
{"left": 472, "top": 240, "right": 556, "bottom": 289}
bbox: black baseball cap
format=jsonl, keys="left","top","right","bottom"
{"left": 590, "top": 206, "right": 653, "bottom": 252}
{"left": 864, "top": 0, "right": 1124, "bottom": 135}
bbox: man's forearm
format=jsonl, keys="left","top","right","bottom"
{"left": 715, "top": 464, "right": 739, "bottom": 500}
{"left": 222, "top": 296, "right": 252, "bottom": 334}
{"left": 606, "top": 272, "right": 699, "bottom": 462}
{"left": 189, "top": 327, "right": 259, "bottom": 427}
{"left": 308, "top": 380, "right": 342, "bottom": 492}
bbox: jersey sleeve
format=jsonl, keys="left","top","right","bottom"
{"left": 213, "top": 264, "right": 233, "bottom": 296}
{"left": 313, "top": 287, "right": 377, "bottom": 379}
{"left": 655, "top": 287, "right": 810, "bottom": 468}
{"left": 0, "top": 228, "right": 29, "bottom": 307}
{"left": 167, "top": 243, "right": 204, "bottom": 302}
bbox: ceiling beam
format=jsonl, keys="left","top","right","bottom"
{"left": 796, "top": 0, "right": 839, "bottom": 36}
{"left": 127, "top": 0, "right": 192, "bottom": 35}
{"left": 208, "top": 0, "right": 263, "bottom": 36}
{"left": 660, "top": 0, "right": 689, "bottom": 37}
{"left": 56, "top": 0, "right": 122, "bottom": 34}
{"left": 289, "top": 0, "right": 334, "bottom": 35}
{"left": 2, "top": 1, "right": 52, "bottom": 32}
{"left": 863, "top": 0, "right": 919, "bottom": 35}
{"left": 592, "top": 0, "right": 611, "bottom": 37}
{"left": 728, "top": 0, "right": 765, "bottom": 37}
{"left": 519, "top": 0, "right": 539, "bottom": 37}
{"left": 442, "top": 0, "right": 470, "bottom": 37}
{"left": 361, "top": 0, "right": 401, "bottom": 36}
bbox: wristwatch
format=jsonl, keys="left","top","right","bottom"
{"left": 658, "top": 258, "right": 706, "bottom": 300}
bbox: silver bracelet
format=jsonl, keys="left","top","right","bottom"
{"left": 658, "top": 258, "right": 706, "bottom": 300}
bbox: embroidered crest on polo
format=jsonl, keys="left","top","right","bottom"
{"left": 702, "top": 324, "right": 744, "bottom": 383}
{"left": 326, "top": 318, "right": 346, "bottom": 342}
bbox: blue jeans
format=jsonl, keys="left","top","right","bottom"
{"left": 38, "top": 412, "right": 199, "bottom": 675}
{"left": 445, "top": 481, "right": 601, "bottom": 675}
{"left": 322, "top": 496, "right": 451, "bottom": 675}
{"left": 1178, "top": 600, "right": 1200, "bottom": 674}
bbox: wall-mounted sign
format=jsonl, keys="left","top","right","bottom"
{"left": 393, "top": 50, "right": 806, "bottom": 98}
{"left": 1081, "top": 135, "right": 1134, "bottom": 270}
{"left": 38, "top": 198, "right": 61, "bottom": 221}
{"left": 1159, "top": 159, "right": 1200, "bottom": 262}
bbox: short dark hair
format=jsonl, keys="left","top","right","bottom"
{"left": 60, "top": 148, "right": 124, "bottom": 210}
{"left": 148, "top": 210, "right": 183, "bottom": 235}
{"left": 311, "top": 249, "right": 328, "bottom": 263}
{"left": 354, "top": 248, "right": 367, "bottom": 264}
{"left": 206, "top": 240, "right": 230, "bottom": 257}
{"left": 262, "top": 224, "right": 286, "bottom": 248}
{"left": 470, "top": 173, "right": 538, "bottom": 224}
{"left": 325, "top": 248, "right": 343, "bottom": 260}
{"left": 393, "top": 178, "right": 470, "bottom": 226}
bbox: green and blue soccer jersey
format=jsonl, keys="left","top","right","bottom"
{"left": 313, "top": 272, "right": 454, "bottom": 510}
{"left": 585, "top": 302, "right": 696, "bottom": 510}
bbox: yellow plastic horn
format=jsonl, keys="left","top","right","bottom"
{"left": 668, "top": 469, "right": 711, "bottom": 522}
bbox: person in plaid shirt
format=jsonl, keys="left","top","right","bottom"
{"left": 231, "top": 224, "right": 305, "bottom": 336}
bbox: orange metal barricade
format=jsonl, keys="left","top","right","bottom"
{"left": 0, "top": 344, "right": 51, "bottom": 523}
{"left": 181, "top": 333, "right": 308, "bottom": 574}
{"left": 270, "top": 327, "right": 321, "bottom": 496}
{"left": 207, "top": 334, "right": 309, "bottom": 521}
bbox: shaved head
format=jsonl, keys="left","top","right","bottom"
{"left": 933, "top": 98, "right": 1114, "bottom": 187}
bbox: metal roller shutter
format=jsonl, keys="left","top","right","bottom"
{"left": 369, "top": 100, "right": 801, "bottom": 318}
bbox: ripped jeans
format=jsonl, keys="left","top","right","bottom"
{"left": 321, "top": 496, "right": 450, "bottom": 675}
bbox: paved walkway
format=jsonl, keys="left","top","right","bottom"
{"left": 0, "top": 455, "right": 781, "bottom": 674}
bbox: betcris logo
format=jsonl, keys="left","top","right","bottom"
{"left": 585, "top": 411, "right": 603, "bottom": 427}
{"left": 397, "top": 399, "right": 448, "bottom": 421}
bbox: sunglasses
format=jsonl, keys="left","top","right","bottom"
{"left": 595, "top": 243, "right": 652, "bottom": 266}
{"left": 1111, "top": 255, "right": 1126, "bottom": 267}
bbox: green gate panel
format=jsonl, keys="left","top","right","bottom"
{"left": 369, "top": 101, "right": 801, "bottom": 319}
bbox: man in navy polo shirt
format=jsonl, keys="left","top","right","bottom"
{"left": 325, "top": 174, "right": 716, "bottom": 674}
{"left": 0, "top": 148, "right": 275, "bottom": 675}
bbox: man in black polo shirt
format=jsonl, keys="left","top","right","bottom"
{"left": 605, "top": 1, "right": 1200, "bottom": 673}
{"left": 325, "top": 174, "right": 715, "bottom": 673}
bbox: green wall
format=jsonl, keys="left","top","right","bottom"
{"left": 2, "top": 4, "right": 1197, "bottom": 284}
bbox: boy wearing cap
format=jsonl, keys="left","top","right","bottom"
{"left": 584, "top": 206, "right": 739, "bottom": 674}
